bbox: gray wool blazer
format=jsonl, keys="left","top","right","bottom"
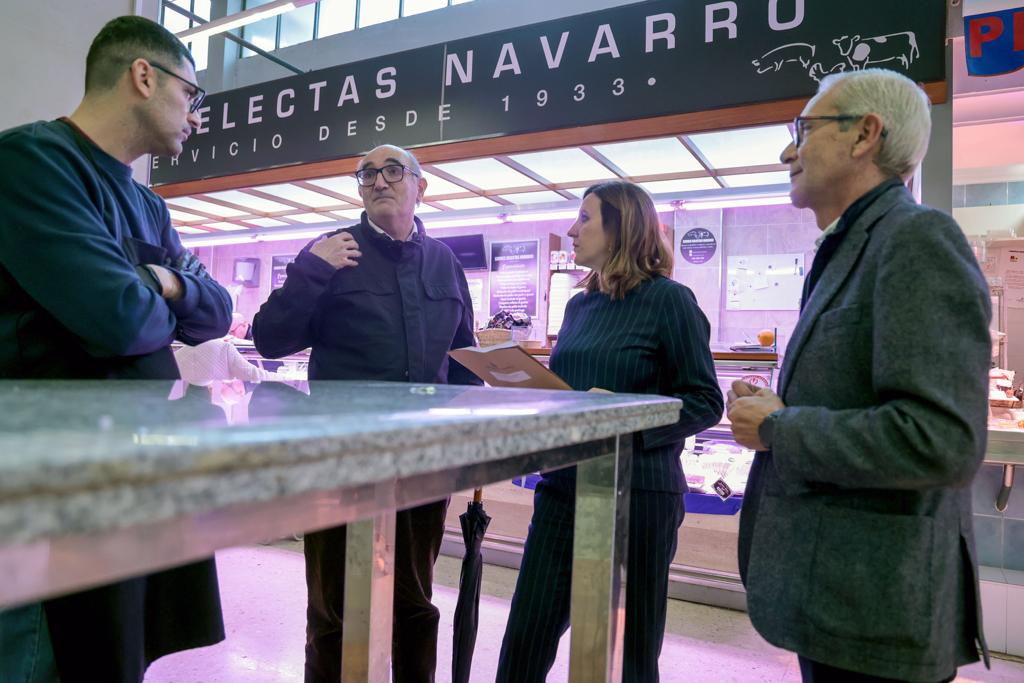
{"left": 737, "top": 183, "right": 991, "bottom": 682}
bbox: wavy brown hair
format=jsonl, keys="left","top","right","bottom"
{"left": 579, "top": 181, "right": 673, "bottom": 300}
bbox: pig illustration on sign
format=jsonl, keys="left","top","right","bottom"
{"left": 751, "top": 43, "right": 816, "bottom": 74}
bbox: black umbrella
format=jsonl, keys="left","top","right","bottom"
{"left": 452, "top": 488, "right": 491, "bottom": 683}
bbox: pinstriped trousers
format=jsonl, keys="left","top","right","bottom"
{"left": 496, "top": 478, "right": 685, "bottom": 682}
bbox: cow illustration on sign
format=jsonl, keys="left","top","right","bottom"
{"left": 752, "top": 31, "right": 918, "bottom": 83}
{"left": 833, "top": 32, "right": 919, "bottom": 70}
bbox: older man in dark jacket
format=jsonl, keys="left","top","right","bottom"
{"left": 0, "top": 16, "right": 231, "bottom": 683}
{"left": 728, "top": 69, "right": 990, "bottom": 682}
{"left": 254, "top": 143, "right": 480, "bottom": 683}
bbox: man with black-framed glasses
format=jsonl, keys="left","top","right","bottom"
{"left": 0, "top": 15, "right": 230, "bottom": 683}
{"left": 254, "top": 143, "right": 481, "bottom": 682}
{"left": 727, "top": 69, "right": 990, "bottom": 682}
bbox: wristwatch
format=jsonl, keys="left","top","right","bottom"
{"left": 758, "top": 409, "right": 782, "bottom": 450}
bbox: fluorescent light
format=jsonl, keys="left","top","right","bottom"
{"left": 506, "top": 210, "right": 578, "bottom": 223}
{"left": 176, "top": 0, "right": 318, "bottom": 43}
{"left": 424, "top": 217, "right": 504, "bottom": 229}
{"left": 654, "top": 204, "right": 676, "bottom": 213}
{"left": 680, "top": 196, "right": 791, "bottom": 211}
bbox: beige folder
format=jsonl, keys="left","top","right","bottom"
{"left": 448, "top": 342, "right": 572, "bottom": 390}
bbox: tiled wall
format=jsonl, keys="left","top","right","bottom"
{"left": 972, "top": 462, "right": 1024, "bottom": 655}
{"left": 972, "top": 463, "right": 1024, "bottom": 571}
{"left": 672, "top": 203, "right": 819, "bottom": 351}
{"left": 953, "top": 181, "right": 1024, "bottom": 208}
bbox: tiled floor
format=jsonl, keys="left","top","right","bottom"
{"left": 145, "top": 544, "right": 1024, "bottom": 682}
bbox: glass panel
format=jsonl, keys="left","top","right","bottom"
{"left": 204, "top": 190, "right": 296, "bottom": 213}
{"left": 499, "top": 191, "right": 566, "bottom": 205}
{"left": 317, "top": 0, "right": 357, "bottom": 37}
{"left": 435, "top": 197, "right": 502, "bottom": 210}
{"left": 359, "top": 0, "right": 400, "bottom": 27}
{"left": 640, "top": 178, "right": 721, "bottom": 194}
{"left": 166, "top": 197, "right": 247, "bottom": 217}
{"left": 245, "top": 217, "right": 291, "bottom": 228}
{"left": 192, "top": 0, "right": 211, "bottom": 21}
{"left": 190, "top": 38, "right": 209, "bottom": 72}
{"left": 593, "top": 138, "right": 703, "bottom": 176}
{"left": 686, "top": 125, "right": 792, "bottom": 169}
{"left": 402, "top": 0, "right": 448, "bottom": 17}
{"left": 168, "top": 208, "right": 207, "bottom": 222}
{"left": 306, "top": 175, "right": 363, "bottom": 198}
{"left": 161, "top": 4, "right": 190, "bottom": 33}
{"left": 279, "top": 2, "right": 316, "bottom": 48}
{"left": 241, "top": 0, "right": 278, "bottom": 57}
{"left": 420, "top": 171, "right": 471, "bottom": 197}
{"left": 173, "top": 225, "right": 208, "bottom": 234}
{"left": 255, "top": 184, "right": 340, "bottom": 207}
{"left": 508, "top": 149, "right": 616, "bottom": 184}
{"left": 286, "top": 212, "right": 339, "bottom": 224}
{"left": 432, "top": 159, "right": 538, "bottom": 191}
{"left": 719, "top": 171, "right": 792, "bottom": 188}
{"left": 204, "top": 221, "right": 250, "bottom": 231}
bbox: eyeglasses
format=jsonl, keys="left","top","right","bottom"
{"left": 355, "top": 164, "right": 418, "bottom": 187}
{"left": 791, "top": 115, "right": 888, "bottom": 148}
{"left": 148, "top": 60, "right": 206, "bottom": 113}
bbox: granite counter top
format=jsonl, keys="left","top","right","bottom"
{"left": 0, "top": 381, "right": 679, "bottom": 545}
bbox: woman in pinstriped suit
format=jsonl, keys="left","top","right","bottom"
{"left": 496, "top": 181, "right": 723, "bottom": 682}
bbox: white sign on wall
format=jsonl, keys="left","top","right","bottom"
{"left": 726, "top": 253, "right": 806, "bottom": 310}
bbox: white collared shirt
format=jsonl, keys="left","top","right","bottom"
{"left": 814, "top": 217, "right": 841, "bottom": 251}
{"left": 367, "top": 216, "right": 415, "bottom": 242}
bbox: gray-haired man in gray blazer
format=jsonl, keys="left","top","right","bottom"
{"left": 727, "top": 69, "right": 990, "bottom": 682}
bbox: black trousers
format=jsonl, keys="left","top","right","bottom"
{"left": 497, "top": 479, "right": 685, "bottom": 682}
{"left": 798, "top": 656, "right": 957, "bottom": 683}
{"left": 303, "top": 498, "right": 449, "bottom": 683}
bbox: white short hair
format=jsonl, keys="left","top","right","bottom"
{"left": 815, "top": 68, "right": 932, "bottom": 180}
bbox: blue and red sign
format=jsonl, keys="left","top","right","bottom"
{"left": 965, "top": 7, "right": 1024, "bottom": 76}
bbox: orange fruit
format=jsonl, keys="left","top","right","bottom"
{"left": 757, "top": 329, "right": 775, "bottom": 347}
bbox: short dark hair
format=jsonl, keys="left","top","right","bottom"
{"left": 85, "top": 16, "right": 195, "bottom": 93}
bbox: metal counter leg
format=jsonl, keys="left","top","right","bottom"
{"left": 568, "top": 434, "right": 633, "bottom": 683}
{"left": 342, "top": 513, "right": 397, "bottom": 683}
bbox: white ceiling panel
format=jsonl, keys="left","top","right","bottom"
{"left": 288, "top": 213, "right": 341, "bottom": 224}
{"left": 203, "top": 222, "right": 250, "bottom": 231}
{"left": 435, "top": 197, "right": 503, "bottom": 210}
{"left": 641, "top": 178, "right": 721, "bottom": 194}
{"left": 306, "top": 175, "right": 363, "bottom": 198}
{"left": 331, "top": 209, "right": 364, "bottom": 220}
{"left": 593, "top": 138, "right": 703, "bottom": 175}
{"left": 173, "top": 225, "right": 208, "bottom": 234}
{"left": 203, "top": 190, "right": 295, "bottom": 213}
{"left": 508, "top": 149, "right": 616, "bottom": 184}
{"left": 687, "top": 125, "right": 792, "bottom": 169}
{"left": 168, "top": 208, "right": 207, "bottom": 222}
{"left": 499, "top": 190, "right": 567, "bottom": 205}
{"left": 415, "top": 204, "right": 441, "bottom": 213}
{"left": 720, "top": 171, "right": 792, "bottom": 188}
{"left": 253, "top": 183, "right": 340, "bottom": 208}
{"left": 421, "top": 171, "right": 471, "bottom": 196}
{"left": 166, "top": 197, "right": 247, "bottom": 217}
{"left": 245, "top": 217, "right": 291, "bottom": 228}
{"left": 431, "top": 158, "right": 539, "bottom": 191}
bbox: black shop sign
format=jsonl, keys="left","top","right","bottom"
{"left": 151, "top": 0, "right": 946, "bottom": 185}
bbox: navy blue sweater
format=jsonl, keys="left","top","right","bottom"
{"left": 0, "top": 120, "right": 232, "bottom": 378}
{"left": 550, "top": 276, "right": 723, "bottom": 492}
{"left": 253, "top": 216, "right": 480, "bottom": 385}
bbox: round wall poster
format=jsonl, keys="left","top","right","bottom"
{"left": 680, "top": 229, "right": 717, "bottom": 265}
